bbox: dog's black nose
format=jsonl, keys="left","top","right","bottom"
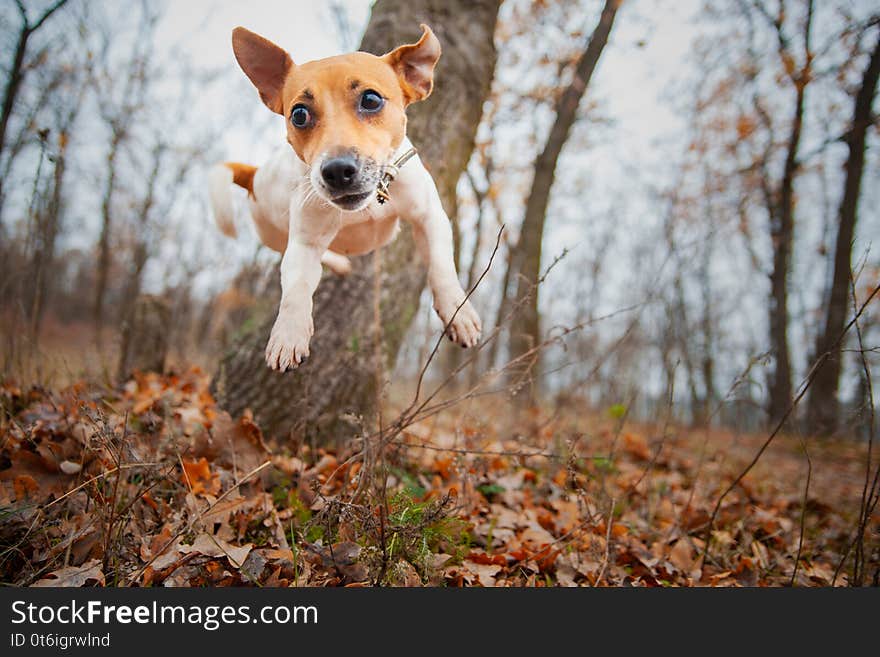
{"left": 321, "top": 156, "right": 358, "bottom": 190}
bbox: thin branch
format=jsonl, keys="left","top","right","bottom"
{"left": 790, "top": 434, "right": 812, "bottom": 586}
{"left": 31, "top": 0, "right": 70, "bottom": 33}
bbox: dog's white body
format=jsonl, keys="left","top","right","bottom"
{"left": 209, "top": 136, "right": 481, "bottom": 370}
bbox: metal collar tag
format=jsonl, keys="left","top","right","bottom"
{"left": 376, "top": 147, "right": 418, "bottom": 205}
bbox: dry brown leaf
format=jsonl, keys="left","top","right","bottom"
{"left": 623, "top": 433, "right": 651, "bottom": 460}
{"left": 181, "top": 457, "right": 220, "bottom": 496}
{"left": 206, "top": 412, "right": 270, "bottom": 474}
{"left": 520, "top": 525, "right": 555, "bottom": 550}
{"left": 465, "top": 560, "right": 502, "bottom": 587}
{"left": 33, "top": 559, "right": 104, "bottom": 587}
{"left": 668, "top": 539, "right": 695, "bottom": 573}
{"left": 180, "top": 533, "right": 253, "bottom": 569}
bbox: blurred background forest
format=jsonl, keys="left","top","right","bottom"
{"left": 0, "top": 0, "right": 878, "bottom": 437}
{"left": 1, "top": 0, "right": 879, "bottom": 588}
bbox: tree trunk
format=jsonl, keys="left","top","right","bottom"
{"left": 765, "top": 87, "right": 802, "bottom": 425}
{"left": 212, "top": 0, "right": 501, "bottom": 441}
{"left": 444, "top": 170, "right": 488, "bottom": 385}
{"left": 485, "top": 241, "right": 514, "bottom": 371}
{"left": 117, "top": 295, "right": 170, "bottom": 380}
{"left": 806, "top": 29, "right": 880, "bottom": 435}
{"left": 0, "top": 28, "right": 30, "bottom": 231}
{"left": 119, "top": 143, "right": 163, "bottom": 328}
{"left": 698, "top": 173, "right": 717, "bottom": 423}
{"left": 26, "top": 139, "right": 66, "bottom": 338}
{"left": 698, "top": 265, "right": 717, "bottom": 424}
{"left": 507, "top": 0, "right": 620, "bottom": 400}
{"left": 764, "top": 0, "right": 813, "bottom": 426}
{"left": 27, "top": 86, "right": 84, "bottom": 339}
{"left": 674, "top": 274, "right": 702, "bottom": 422}
{"left": 94, "top": 133, "right": 122, "bottom": 341}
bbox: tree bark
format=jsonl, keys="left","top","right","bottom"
{"left": 507, "top": 0, "right": 620, "bottom": 400}
{"left": 212, "top": 0, "right": 501, "bottom": 441}
{"left": 764, "top": 0, "right": 813, "bottom": 426}
{"left": 26, "top": 135, "right": 66, "bottom": 338}
{"left": 94, "top": 132, "right": 122, "bottom": 340}
{"left": 698, "top": 242, "right": 717, "bottom": 423}
{"left": 766, "top": 88, "right": 802, "bottom": 424}
{"left": 444, "top": 169, "right": 488, "bottom": 385}
{"left": 26, "top": 74, "right": 86, "bottom": 338}
{"left": 117, "top": 295, "right": 170, "bottom": 380}
{"left": 806, "top": 28, "right": 880, "bottom": 435}
{"left": 119, "top": 142, "right": 164, "bottom": 328}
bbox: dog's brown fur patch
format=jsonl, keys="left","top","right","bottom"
{"left": 224, "top": 162, "right": 258, "bottom": 198}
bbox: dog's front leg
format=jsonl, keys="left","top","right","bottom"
{"left": 410, "top": 193, "right": 482, "bottom": 348}
{"left": 265, "top": 218, "right": 339, "bottom": 371}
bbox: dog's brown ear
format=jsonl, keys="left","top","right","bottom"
{"left": 232, "top": 27, "right": 293, "bottom": 114}
{"left": 382, "top": 24, "right": 441, "bottom": 105}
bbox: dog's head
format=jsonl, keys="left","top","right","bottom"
{"left": 232, "top": 25, "right": 441, "bottom": 212}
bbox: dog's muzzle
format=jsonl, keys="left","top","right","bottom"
{"left": 318, "top": 153, "right": 377, "bottom": 210}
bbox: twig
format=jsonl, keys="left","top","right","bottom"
{"left": 399, "top": 439, "right": 605, "bottom": 462}
{"left": 101, "top": 412, "right": 128, "bottom": 575}
{"left": 42, "top": 463, "right": 160, "bottom": 509}
{"left": 790, "top": 434, "right": 812, "bottom": 587}
{"left": 833, "top": 273, "right": 879, "bottom": 586}
{"left": 595, "top": 497, "right": 616, "bottom": 586}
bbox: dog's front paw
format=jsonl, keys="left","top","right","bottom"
{"left": 265, "top": 315, "right": 314, "bottom": 371}
{"left": 435, "top": 296, "right": 482, "bottom": 348}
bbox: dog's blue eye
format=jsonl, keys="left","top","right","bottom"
{"left": 359, "top": 90, "right": 384, "bottom": 113}
{"left": 291, "top": 105, "right": 310, "bottom": 128}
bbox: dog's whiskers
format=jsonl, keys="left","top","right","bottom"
{"left": 292, "top": 175, "right": 333, "bottom": 211}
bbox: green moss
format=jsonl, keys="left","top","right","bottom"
{"left": 381, "top": 490, "right": 468, "bottom": 582}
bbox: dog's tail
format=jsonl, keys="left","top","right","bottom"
{"left": 208, "top": 162, "right": 257, "bottom": 238}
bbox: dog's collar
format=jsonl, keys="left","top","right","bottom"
{"left": 376, "top": 147, "right": 417, "bottom": 205}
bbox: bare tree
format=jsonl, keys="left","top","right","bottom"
{"left": 745, "top": 0, "right": 815, "bottom": 424}
{"left": 506, "top": 0, "right": 621, "bottom": 400}
{"left": 116, "top": 139, "right": 165, "bottom": 328}
{"left": 807, "top": 24, "right": 880, "bottom": 435}
{"left": 0, "top": 0, "right": 68, "bottom": 160}
{"left": 0, "top": 0, "right": 69, "bottom": 229}
{"left": 92, "top": 5, "right": 158, "bottom": 340}
{"left": 24, "top": 77, "right": 87, "bottom": 338}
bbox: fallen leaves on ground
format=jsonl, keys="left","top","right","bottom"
{"left": 0, "top": 369, "right": 874, "bottom": 587}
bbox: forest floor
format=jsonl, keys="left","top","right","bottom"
{"left": 1, "top": 366, "right": 876, "bottom": 587}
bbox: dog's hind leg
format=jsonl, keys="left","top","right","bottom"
{"left": 320, "top": 250, "right": 352, "bottom": 276}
